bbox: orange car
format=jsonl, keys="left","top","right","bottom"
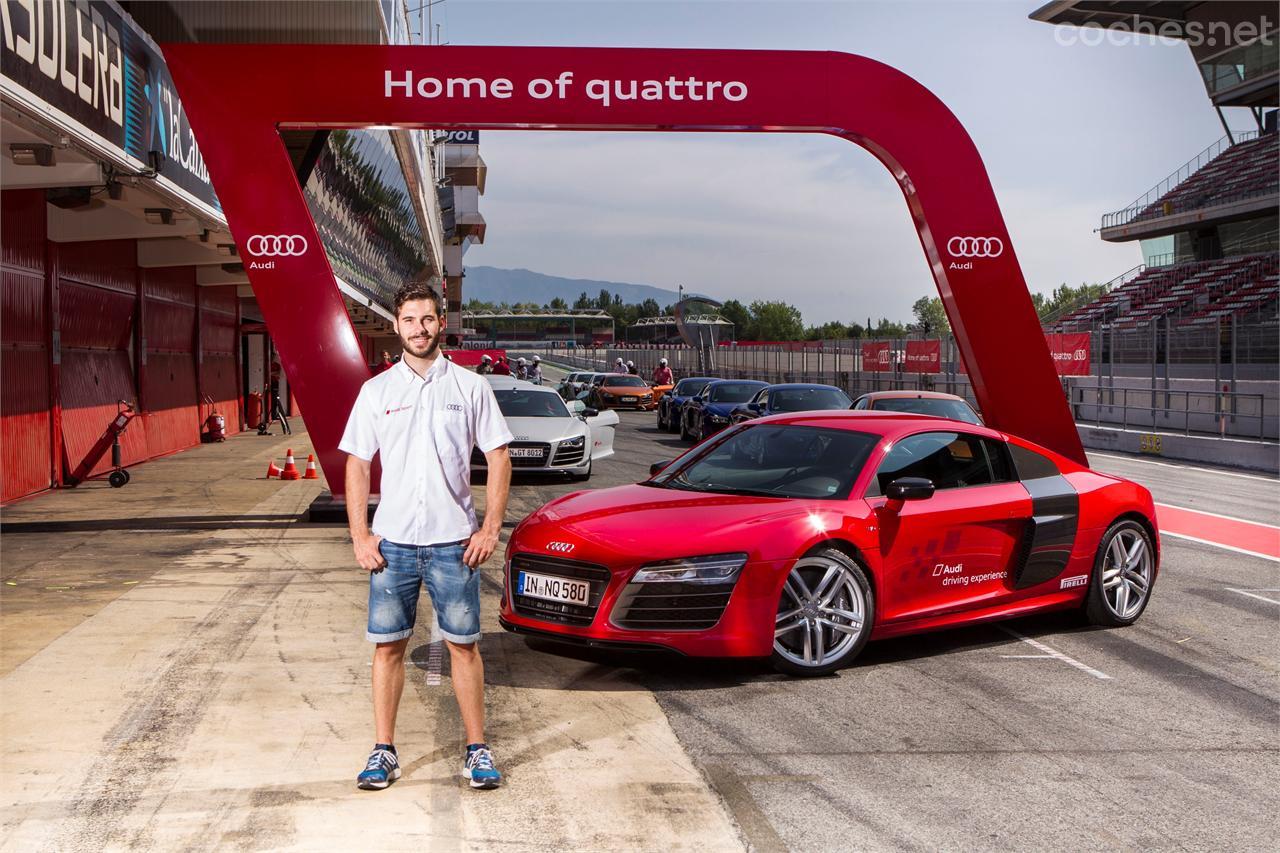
{"left": 588, "top": 373, "right": 660, "bottom": 411}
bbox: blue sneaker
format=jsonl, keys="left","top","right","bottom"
{"left": 357, "top": 744, "right": 400, "bottom": 790}
{"left": 463, "top": 743, "right": 502, "bottom": 789}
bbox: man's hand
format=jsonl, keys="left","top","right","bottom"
{"left": 353, "top": 532, "right": 386, "bottom": 572}
{"left": 463, "top": 528, "right": 499, "bottom": 569}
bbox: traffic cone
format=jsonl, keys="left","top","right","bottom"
{"left": 303, "top": 454, "right": 319, "bottom": 480}
{"left": 280, "top": 448, "right": 301, "bottom": 481}
{"left": 265, "top": 460, "right": 283, "bottom": 479}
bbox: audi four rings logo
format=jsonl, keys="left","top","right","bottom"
{"left": 247, "top": 235, "right": 308, "bottom": 257}
{"left": 546, "top": 542, "right": 575, "bottom": 553}
{"left": 947, "top": 236, "right": 1003, "bottom": 258}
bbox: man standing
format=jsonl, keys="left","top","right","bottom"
{"left": 476, "top": 354, "right": 493, "bottom": 375}
{"left": 652, "top": 358, "right": 673, "bottom": 385}
{"left": 374, "top": 350, "right": 395, "bottom": 374}
{"left": 340, "top": 282, "right": 513, "bottom": 792}
{"left": 528, "top": 355, "right": 543, "bottom": 385}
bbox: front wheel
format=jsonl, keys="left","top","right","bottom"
{"left": 1085, "top": 519, "right": 1156, "bottom": 627}
{"left": 771, "top": 548, "right": 874, "bottom": 677}
{"left": 680, "top": 414, "right": 692, "bottom": 441}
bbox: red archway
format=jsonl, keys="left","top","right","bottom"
{"left": 163, "top": 45, "right": 1085, "bottom": 494}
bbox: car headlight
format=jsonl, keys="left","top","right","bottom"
{"left": 709, "top": 414, "right": 729, "bottom": 424}
{"left": 559, "top": 436, "right": 585, "bottom": 448}
{"left": 601, "top": 391, "right": 614, "bottom": 399}
{"left": 632, "top": 553, "right": 748, "bottom": 584}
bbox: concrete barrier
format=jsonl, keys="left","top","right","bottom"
{"left": 1078, "top": 425, "right": 1279, "bottom": 474}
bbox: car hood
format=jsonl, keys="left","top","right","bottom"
{"left": 515, "top": 483, "right": 845, "bottom": 564}
{"left": 701, "top": 401, "right": 741, "bottom": 417}
{"left": 600, "top": 384, "right": 651, "bottom": 394}
{"left": 503, "top": 416, "right": 587, "bottom": 443}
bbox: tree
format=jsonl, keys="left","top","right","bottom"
{"left": 718, "top": 299, "right": 754, "bottom": 340}
{"left": 597, "top": 288, "right": 612, "bottom": 310}
{"left": 750, "top": 300, "right": 805, "bottom": 341}
{"left": 548, "top": 297, "right": 568, "bottom": 311}
{"left": 806, "top": 321, "right": 849, "bottom": 340}
{"left": 638, "top": 298, "right": 662, "bottom": 319}
{"left": 574, "top": 291, "right": 593, "bottom": 309}
{"left": 870, "top": 317, "right": 908, "bottom": 338}
{"left": 911, "top": 296, "right": 950, "bottom": 336}
{"left": 1036, "top": 282, "right": 1108, "bottom": 320}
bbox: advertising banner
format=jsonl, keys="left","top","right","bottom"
{"left": 1045, "top": 333, "right": 1091, "bottom": 376}
{"left": 0, "top": 0, "right": 219, "bottom": 211}
{"left": 861, "top": 341, "right": 891, "bottom": 372}
{"left": 905, "top": 339, "right": 941, "bottom": 373}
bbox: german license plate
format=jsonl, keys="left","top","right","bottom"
{"left": 621, "top": 396, "right": 637, "bottom": 402}
{"left": 510, "top": 447, "right": 545, "bottom": 458}
{"left": 517, "top": 571, "right": 590, "bottom": 605}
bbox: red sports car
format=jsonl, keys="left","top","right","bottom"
{"left": 500, "top": 411, "right": 1159, "bottom": 676}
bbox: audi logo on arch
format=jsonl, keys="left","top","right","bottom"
{"left": 946, "top": 236, "right": 1003, "bottom": 258}
{"left": 546, "top": 541, "right": 575, "bottom": 553}
{"left": 247, "top": 234, "right": 309, "bottom": 257}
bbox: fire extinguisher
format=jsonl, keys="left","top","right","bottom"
{"left": 246, "top": 390, "right": 264, "bottom": 433}
{"left": 202, "top": 395, "right": 227, "bottom": 442}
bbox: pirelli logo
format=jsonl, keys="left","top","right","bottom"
{"left": 1059, "top": 574, "right": 1089, "bottom": 590}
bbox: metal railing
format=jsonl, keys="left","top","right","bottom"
{"left": 1100, "top": 130, "right": 1264, "bottom": 230}
{"left": 1071, "top": 384, "right": 1268, "bottom": 440}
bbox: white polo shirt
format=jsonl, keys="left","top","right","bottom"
{"left": 339, "top": 357, "right": 512, "bottom": 546}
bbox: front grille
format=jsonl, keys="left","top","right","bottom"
{"left": 510, "top": 554, "right": 611, "bottom": 626}
{"left": 610, "top": 580, "right": 736, "bottom": 631}
{"left": 552, "top": 441, "right": 586, "bottom": 466}
{"left": 474, "top": 442, "right": 551, "bottom": 468}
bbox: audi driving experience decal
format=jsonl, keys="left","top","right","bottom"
{"left": 246, "top": 234, "right": 309, "bottom": 270}
{"left": 946, "top": 235, "right": 1003, "bottom": 271}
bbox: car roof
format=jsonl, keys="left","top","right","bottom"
{"left": 492, "top": 383, "right": 559, "bottom": 396}
{"left": 756, "top": 409, "right": 1004, "bottom": 441}
{"left": 766, "top": 383, "right": 847, "bottom": 392}
{"left": 706, "top": 378, "right": 769, "bottom": 386}
{"left": 857, "top": 390, "right": 969, "bottom": 402}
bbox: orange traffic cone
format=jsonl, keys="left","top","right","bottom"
{"left": 280, "top": 448, "right": 301, "bottom": 481}
{"left": 303, "top": 454, "right": 319, "bottom": 480}
{"left": 265, "top": 460, "right": 283, "bottom": 479}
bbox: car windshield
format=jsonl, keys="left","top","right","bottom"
{"left": 653, "top": 424, "right": 878, "bottom": 499}
{"left": 494, "top": 389, "right": 568, "bottom": 418}
{"left": 770, "top": 388, "right": 852, "bottom": 412}
{"left": 606, "top": 375, "right": 648, "bottom": 388}
{"left": 872, "top": 397, "right": 981, "bottom": 424}
{"left": 709, "top": 383, "right": 763, "bottom": 403}
{"left": 674, "top": 378, "right": 712, "bottom": 396}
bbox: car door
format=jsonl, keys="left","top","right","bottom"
{"left": 735, "top": 388, "right": 768, "bottom": 423}
{"left": 864, "top": 430, "right": 1030, "bottom": 624}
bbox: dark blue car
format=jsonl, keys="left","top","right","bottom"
{"left": 680, "top": 379, "right": 769, "bottom": 443}
{"left": 730, "top": 383, "right": 852, "bottom": 424}
{"left": 657, "top": 376, "right": 716, "bottom": 432}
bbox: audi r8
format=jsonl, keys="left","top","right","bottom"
{"left": 730, "top": 383, "right": 852, "bottom": 424}
{"left": 851, "top": 390, "right": 982, "bottom": 425}
{"left": 471, "top": 384, "right": 618, "bottom": 481}
{"left": 680, "top": 379, "right": 768, "bottom": 442}
{"left": 589, "top": 373, "right": 659, "bottom": 411}
{"left": 656, "top": 376, "right": 715, "bottom": 432}
{"left": 500, "top": 411, "right": 1159, "bottom": 676}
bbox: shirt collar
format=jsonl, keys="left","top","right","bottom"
{"left": 396, "top": 355, "right": 449, "bottom": 385}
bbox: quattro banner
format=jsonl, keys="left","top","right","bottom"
{"left": 861, "top": 341, "right": 892, "bottom": 373}
{"left": 905, "top": 339, "right": 941, "bottom": 374}
{"left": 1045, "top": 332, "right": 1091, "bottom": 376}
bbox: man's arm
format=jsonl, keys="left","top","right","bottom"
{"left": 463, "top": 445, "right": 510, "bottom": 569}
{"left": 346, "top": 454, "right": 386, "bottom": 571}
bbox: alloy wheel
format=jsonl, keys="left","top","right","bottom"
{"left": 1101, "top": 527, "right": 1153, "bottom": 620}
{"left": 773, "top": 555, "right": 867, "bottom": 670}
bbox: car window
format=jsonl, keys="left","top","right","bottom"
{"left": 710, "top": 383, "right": 764, "bottom": 403}
{"left": 607, "top": 375, "right": 648, "bottom": 388}
{"left": 869, "top": 431, "right": 995, "bottom": 495}
{"left": 983, "top": 439, "right": 1016, "bottom": 483}
{"left": 673, "top": 378, "right": 709, "bottom": 396}
{"left": 870, "top": 397, "right": 981, "bottom": 424}
{"left": 1009, "top": 443, "right": 1060, "bottom": 480}
{"left": 770, "top": 388, "right": 852, "bottom": 412}
{"left": 751, "top": 389, "right": 769, "bottom": 406}
{"left": 494, "top": 390, "right": 570, "bottom": 418}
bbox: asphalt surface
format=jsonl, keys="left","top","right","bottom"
{"left": 510, "top": 367, "right": 1280, "bottom": 851}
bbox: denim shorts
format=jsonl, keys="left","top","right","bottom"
{"left": 367, "top": 539, "right": 481, "bottom": 644}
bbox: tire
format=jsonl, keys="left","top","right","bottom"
{"left": 656, "top": 406, "right": 667, "bottom": 431}
{"left": 108, "top": 470, "right": 128, "bottom": 489}
{"left": 121, "top": 469, "right": 131, "bottom": 484}
{"left": 680, "top": 413, "right": 693, "bottom": 441}
{"left": 771, "top": 548, "right": 874, "bottom": 677}
{"left": 1084, "top": 519, "right": 1156, "bottom": 627}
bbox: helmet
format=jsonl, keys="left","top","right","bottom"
{"left": 532, "top": 355, "right": 540, "bottom": 362}
{"left": 627, "top": 360, "right": 635, "bottom": 367}
{"left": 518, "top": 357, "right": 527, "bottom": 365}
{"left": 659, "top": 358, "right": 668, "bottom": 366}
{"left": 481, "top": 354, "right": 492, "bottom": 362}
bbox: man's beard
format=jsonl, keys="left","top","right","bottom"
{"left": 398, "top": 329, "right": 440, "bottom": 359}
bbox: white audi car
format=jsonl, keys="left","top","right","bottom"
{"left": 472, "top": 382, "right": 618, "bottom": 480}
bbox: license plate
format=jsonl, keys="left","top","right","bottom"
{"left": 510, "top": 447, "right": 545, "bottom": 458}
{"left": 517, "top": 571, "right": 590, "bottom": 605}
{"left": 621, "top": 396, "right": 637, "bottom": 402}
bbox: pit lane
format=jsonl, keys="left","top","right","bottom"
{"left": 508, "top": 368, "right": 1279, "bottom": 851}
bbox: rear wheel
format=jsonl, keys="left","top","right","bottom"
{"left": 771, "top": 548, "right": 874, "bottom": 677}
{"left": 1085, "top": 519, "right": 1156, "bottom": 627}
{"left": 656, "top": 405, "right": 667, "bottom": 431}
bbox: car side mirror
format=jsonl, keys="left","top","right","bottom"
{"left": 886, "top": 477, "right": 935, "bottom": 501}
{"left": 583, "top": 407, "right": 599, "bottom": 417}
{"left": 569, "top": 400, "right": 586, "bottom": 414}
{"left": 649, "top": 460, "right": 672, "bottom": 476}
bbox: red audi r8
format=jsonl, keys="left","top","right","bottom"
{"left": 500, "top": 411, "right": 1159, "bottom": 676}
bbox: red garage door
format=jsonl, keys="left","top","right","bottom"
{"left": 200, "top": 287, "right": 240, "bottom": 433}
{"left": 142, "top": 267, "right": 199, "bottom": 457}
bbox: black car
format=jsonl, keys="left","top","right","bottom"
{"left": 680, "top": 379, "right": 769, "bottom": 442}
{"left": 730, "top": 383, "right": 852, "bottom": 423}
{"left": 657, "top": 376, "right": 715, "bottom": 432}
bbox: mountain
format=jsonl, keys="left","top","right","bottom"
{"left": 461, "top": 266, "right": 704, "bottom": 308}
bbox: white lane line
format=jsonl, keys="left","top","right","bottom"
{"left": 425, "top": 620, "right": 444, "bottom": 686}
{"left": 1161, "top": 531, "right": 1280, "bottom": 563}
{"left": 1088, "top": 452, "right": 1279, "bottom": 483}
{"left": 999, "top": 626, "right": 1111, "bottom": 680}
{"left": 1156, "top": 503, "right": 1280, "bottom": 530}
{"left": 1226, "top": 588, "right": 1280, "bottom": 605}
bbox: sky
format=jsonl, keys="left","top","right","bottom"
{"left": 440, "top": 0, "right": 1243, "bottom": 325}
